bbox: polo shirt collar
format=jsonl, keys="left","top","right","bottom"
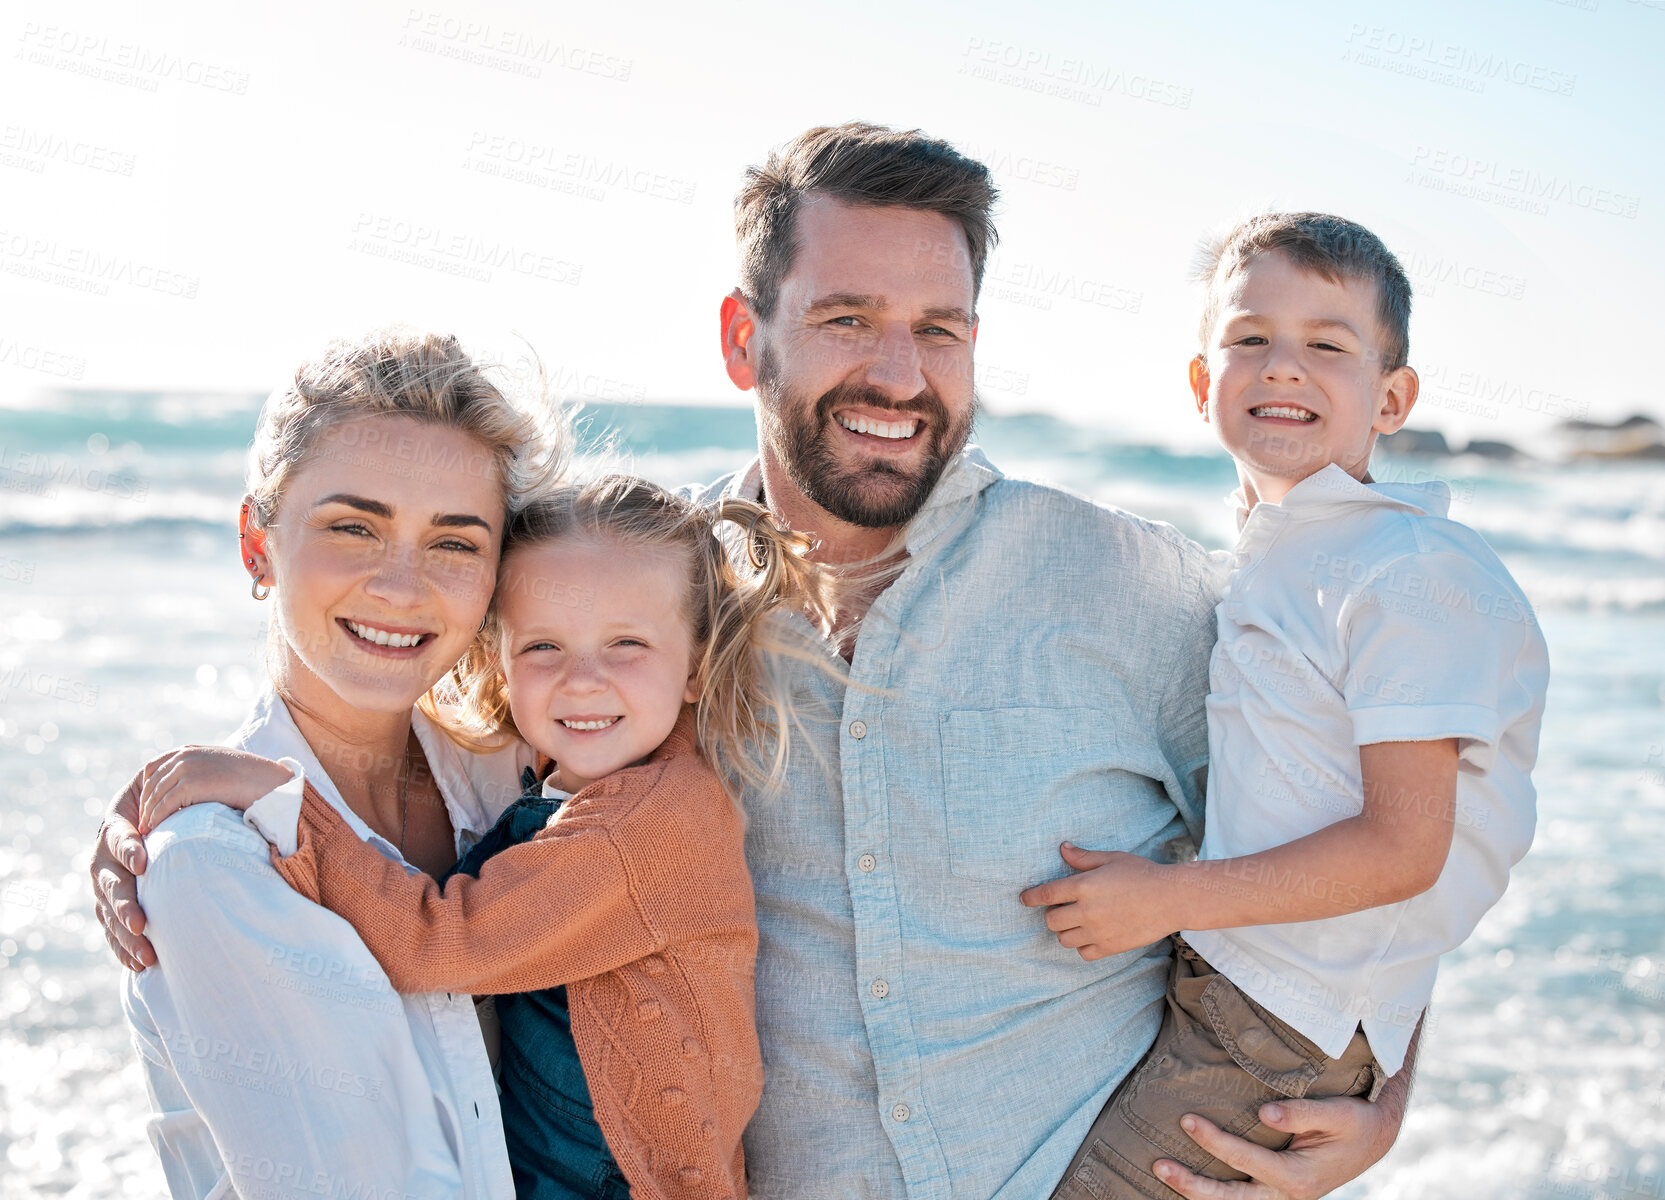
{"left": 721, "top": 445, "right": 1003, "bottom": 554}
{"left": 1230, "top": 462, "right": 1451, "bottom": 533}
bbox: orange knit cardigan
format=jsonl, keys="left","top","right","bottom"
{"left": 272, "top": 708, "right": 760, "bottom": 1200}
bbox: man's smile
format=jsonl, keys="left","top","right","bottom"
{"left": 834, "top": 408, "right": 922, "bottom": 441}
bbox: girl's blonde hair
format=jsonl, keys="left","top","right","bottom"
{"left": 451, "top": 475, "right": 837, "bottom": 798}
{"left": 245, "top": 326, "right": 570, "bottom": 726}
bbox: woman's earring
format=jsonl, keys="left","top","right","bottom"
{"left": 251, "top": 574, "right": 271, "bottom": 601}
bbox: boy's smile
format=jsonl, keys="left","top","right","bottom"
{"left": 1193, "top": 249, "right": 1418, "bottom": 507}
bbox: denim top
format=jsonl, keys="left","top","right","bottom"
{"left": 444, "top": 768, "right": 627, "bottom": 1200}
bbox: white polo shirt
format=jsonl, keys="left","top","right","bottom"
{"left": 122, "top": 686, "right": 530, "bottom": 1199}
{"left": 1182, "top": 464, "right": 1549, "bottom": 1075}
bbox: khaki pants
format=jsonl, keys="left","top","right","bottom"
{"left": 1052, "top": 940, "right": 1385, "bottom": 1200}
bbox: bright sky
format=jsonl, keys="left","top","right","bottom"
{"left": 3, "top": 0, "right": 1661, "bottom": 449}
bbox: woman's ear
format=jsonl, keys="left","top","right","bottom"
{"left": 1189, "top": 356, "right": 1211, "bottom": 422}
{"left": 238, "top": 495, "right": 272, "bottom": 584}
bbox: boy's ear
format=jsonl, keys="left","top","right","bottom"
{"left": 1374, "top": 365, "right": 1420, "bottom": 435}
{"left": 1188, "top": 356, "right": 1211, "bottom": 423}
{"left": 720, "top": 289, "right": 757, "bottom": 391}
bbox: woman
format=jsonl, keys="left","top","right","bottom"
{"left": 105, "top": 327, "right": 563, "bottom": 1198}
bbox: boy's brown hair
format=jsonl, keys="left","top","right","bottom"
{"left": 734, "top": 122, "right": 1000, "bottom": 320}
{"left": 1195, "top": 212, "right": 1413, "bottom": 371}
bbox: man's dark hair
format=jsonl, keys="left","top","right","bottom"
{"left": 734, "top": 122, "right": 1000, "bottom": 321}
{"left": 1195, "top": 212, "right": 1413, "bottom": 371}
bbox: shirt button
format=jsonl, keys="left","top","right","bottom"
{"left": 857, "top": 853, "right": 877, "bottom": 873}
{"left": 891, "top": 1102, "right": 911, "bottom": 1123}
{"left": 848, "top": 720, "right": 868, "bottom": 739}
{"left": 869, "top": 978, "right": 890, "bottom": 999}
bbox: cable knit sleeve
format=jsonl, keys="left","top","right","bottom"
{"left": 270, "top": 780, "right": 665, "bottom": 995}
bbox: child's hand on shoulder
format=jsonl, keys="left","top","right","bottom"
{"left": 1019, "top": 843, "right": 1178, "bottom": 960}
{"left": 137, "top": 747, "right": 297, "bottom": 835}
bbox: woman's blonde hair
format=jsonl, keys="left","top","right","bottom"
{"left": 245, "top": 326, "right": 568, "bottom": 528}
{"left": 451, "top": 475, "right": 838, "bottom": 798}
{"left": 245, "top": 326, "right": 570, "bottom": 726}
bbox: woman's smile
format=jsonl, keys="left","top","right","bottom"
{"left": 340, "top": 617, "right": 438, "bottom": 653}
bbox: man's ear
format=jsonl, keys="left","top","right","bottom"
{"left": 1188, "top": 356, "right": 1211, "bottom": 423}
{"left": 721, "top": 289, "right": 757, "bottom": 391}
{"left": 1374, "top": 365, "right": 1419, "bottom": 435}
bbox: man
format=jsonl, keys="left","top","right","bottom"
{"left": 95, "top": 123, "right": 1411, "bottom": 1198}
{"left": 702, "top": 123, "right": 1412, "bottom": 1198}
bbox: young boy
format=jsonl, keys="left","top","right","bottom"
{"left": 1022, "top": 212, "right": 1550, "bottom": 1199}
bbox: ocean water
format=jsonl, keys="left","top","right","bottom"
{"left": 1, "top": 393, "right": 1661, "bottom": 1198}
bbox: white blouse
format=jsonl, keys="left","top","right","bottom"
{"left": 122, "top": 686, "right": 530, "bottom": 1198}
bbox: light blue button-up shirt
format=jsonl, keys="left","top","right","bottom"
{"left": 690, "top": 447, "right": 1220, "bottom": 1199}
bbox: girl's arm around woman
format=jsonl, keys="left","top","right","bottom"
{"left": 126, "top": 804, "right": 485, "bottom": 1198}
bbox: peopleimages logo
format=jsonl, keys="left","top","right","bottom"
{"left": 15, "top": 23, "right": 251, "bottom": 94}
{"left": 1408, "top": 146, "right": 1640, "bottom": 219}
{"left": 347, "top": 213, "right": 583, "bottom": 287}
{"left": 398, "top": 10, "right": 632, "bottom": 82}
{"left": 0, "top": 666, "right": 100, "bottom": 710}
{"left": 955, "top": 140, "right": 1081, "bottom": 192}
{"left": 0, "top": 446, "right": 147, "bottom": 503}
{"left": 1416, "top": 362, "right": 1588, "bottom": 421}
{"left": 983, "top": 256, "right": 1143, "bottom": 314}
{"left": 0, "top": 231, "right": 200, "bottom": 298}
{"left": 1343, "top": 24, "right": 1577, "bottom": 96}
{"left": 0, "top": 125, "right": 137, "bottom": 176}
{"left": 958, "top": 38, "right": 1193, "bottom": 109}
{"left": 0, "top": 337, "right": 87, "bottom": 380}
{"left": 461, "top": 132, "right": 696, "bottom": 205}
{"left": 1403, "top": 250, "right": 1527, "bottom": 301}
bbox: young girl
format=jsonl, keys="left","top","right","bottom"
{"left": 142, "top": 474, "right": 836, "bottom": 1200}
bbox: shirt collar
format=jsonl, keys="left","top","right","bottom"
{"left": 720, "top": 445, "right": 1004, "bottom": 554}
{"left": 1231, "top": 462, "right": 1450, "bottom": 534}
{"left": 229, "top": 684, "right": 504, "bottom": 858}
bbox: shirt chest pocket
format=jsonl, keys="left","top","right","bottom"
{"left": 938, "top": 706, "right": 1119, "bottom": 887}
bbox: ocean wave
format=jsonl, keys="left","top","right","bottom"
{"left": 3, "top": 400, "right": 1661, "bottom": 580}
{"left": 0, "top": 513, "right": 230, "bottom": 540}
{"left": 1512, "top": 570, "right": 1665, "bottom": 614}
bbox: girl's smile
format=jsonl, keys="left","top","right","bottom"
{"left": 497, "top": 534, "right": 699, "bottom": 796}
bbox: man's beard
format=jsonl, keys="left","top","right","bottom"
{"left": 757, "top": 346, "right": 977, "bottom": 530}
